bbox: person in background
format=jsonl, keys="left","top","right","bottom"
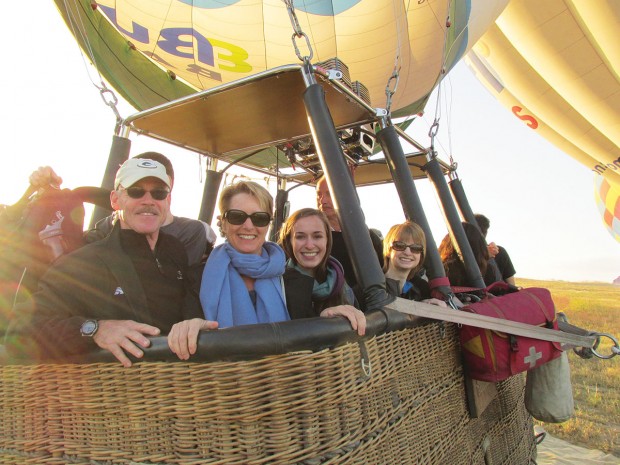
{"left": 5, "top": 158, "right": 207, "bottom": 367}
{"left": 315, "top": 176, "right": 383, "bottom": 287}
{"left": 383, "top": 221, "right": 446, "bottom": 306}
{"left": 278, "top": 208, "right": 365, "bottom": 324}
{"left": 474, "top": 213, "right": 516, "bottom": 286}
{"left": 167, "top": 182, "right": 365, "bottom": 360}
{"left": 28, "top": 152, "right": 216, "bottom": 266}
{"left": 439, "top": 222, "right": 495, "bottom": 287}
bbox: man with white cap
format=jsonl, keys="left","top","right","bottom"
{"left": 5, "top": 158, "right": 214, "bottom": 367}
{"left": 28, "top": 152, "right": 217, "bottom": 265}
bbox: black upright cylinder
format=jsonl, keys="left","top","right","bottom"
{"left": 89, "top": 135, "right": 131, "bottom": 229}
{"left": 449, "top": 177, "right": 477, "bottom": 226}
{"left": 303, "top": 84, "right": 393, "bottom": 310}
{"left": 376, "top": 126, "right": 447, "bottom": 286}
{"left": 269, "top": 188, "right": 289, "bottom": 242}
{"left": 198, "top": 169, "right": 223, "bottom": 224}
{"left": 426, "top": 158, "right": 486, "bottom": 289}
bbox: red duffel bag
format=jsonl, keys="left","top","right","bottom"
{"left": 459, "top": 287, "right": 563, "bottom": 382}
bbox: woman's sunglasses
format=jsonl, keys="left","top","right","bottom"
{"left": 391, "top": 241, "right": 424, "bottom": 253}
{"left": 120, "top": 186, "right": 170, "bottom": 201}
{"left": 223, "top": 209, "right": 271, "bottom": 227}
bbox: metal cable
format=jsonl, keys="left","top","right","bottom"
{"left": 284, "top": 0, "right": 314, "bottom": 62}
{"left": 384, "top": 0, "right": 405, "bottom": 114}
{"left": 61, "top": 0, "right": 124, "bottom": 129}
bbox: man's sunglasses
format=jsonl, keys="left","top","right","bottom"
{"left": 391, "top": 241, "right": 424, "bottom": 253}
{"left": 223, "top": 209, "right": 271, "bottom": 227}
{"left": 120, "top": 186, "right": 170, "bottom": 201}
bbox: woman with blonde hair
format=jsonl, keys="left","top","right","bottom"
{"left": 383, "top": 221, "right": 446, "bottom": 306}
{"left": 167, "top": 185, "right": 365, "bottom": 360}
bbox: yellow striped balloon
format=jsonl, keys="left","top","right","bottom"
{"left": 467, "top": 0, "right": 620, "bottom": 192}
{"left": 54, "top": 0, "right": 509, "bottom": 114}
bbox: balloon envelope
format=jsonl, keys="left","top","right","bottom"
{"left": 594, "top": 175, "right": 620, "bottom": 243}
{"left": 466, "top": 0, "right": 620, "bottom": 191}
{"left": 54, "top": 0, "right": 508, "bottom": 115}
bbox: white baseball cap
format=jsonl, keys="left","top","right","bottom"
{"left": 114, "top": 158, "right": 171, "bottom": 190}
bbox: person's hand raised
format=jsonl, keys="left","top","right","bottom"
{"left": 29, "top": 166, "right": 63, "bottom": 191}
{"left": 487, "top": 242, "right": 499, "bottom": 258}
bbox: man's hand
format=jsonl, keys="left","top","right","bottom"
{"left": 29, "top": 166, "right": 63, "bottom": 191}
{"left": 93, "top": 320, "right": 161, "bottom": 367}
{"left": 320, "top": 305, "right": 366, "bottom": 336}
{"left": 422, "top": 298, "right": 448, "bottom": 307}
{"left": 487, "top": 242, "right": 499, "bottom": 258}
{"left": 168, "top": 318, "right": 219, "bottom": 360}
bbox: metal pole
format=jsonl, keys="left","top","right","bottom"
{"left": 89, "top": 134, "right": 131, "bottom": 228}
{"left": 301, "top": 72, "right": 393, "bottom": 310}
{"left": 449, "top": 174, "right": 503, "bottom": 282}
{"left": 198, "top": 157, "right": 222, "bottom": 224}
{"left": 449, "top": 175, "right": 477, "bottom": 226}
{"left": 375, "top": 124, "right": 452, "bottom": 297}
{"left": 426, "top": 158, "right": 486, "bottom": 289}
{"left": 269, "top": 178, "right": 289, "bottom": 242}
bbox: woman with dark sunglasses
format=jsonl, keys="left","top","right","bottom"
{"left": 167, "top": 181, "right": 287, "bottom": 358}
{"left": 168, "top": 183, "right": 364, "bottom": 360}
{"left": 204, "top": 180, "right": 288, "bottom": 324}
{"left": 278, "top": 208, "right": 365, "bottom": 333}
{"left": 383, "top": 221, "right": 446, "bottom": 306}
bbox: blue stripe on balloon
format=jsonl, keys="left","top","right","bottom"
{"left": 294, "top": 0, "right": 362, "bottom": 15}
{"left": 177, "top": 0, "right": 242, "bottom": 7}
{"left": 178, "top": 0, "right": 363, "bottom": 15}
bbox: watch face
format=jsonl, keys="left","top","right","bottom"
{"left": 81, "top": 320, "right": 98, "bottom": 336}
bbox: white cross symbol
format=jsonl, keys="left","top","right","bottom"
{"left": 524, "top": 346, "right": 543, "bottom": 368}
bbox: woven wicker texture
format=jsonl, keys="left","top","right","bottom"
{"left": 0, "top": 322, "right": 535, "bottom": 464}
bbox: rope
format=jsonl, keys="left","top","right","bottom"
{"left": 384, "top": 0, "right": 405, "bottom": 114}
{"left": 426, "top": 0, "right": 457, "bottom": 162}
{"left": 62, "top": 0, "right": 101, "bottom": 83}
{"left": 61, "top": 0, "right": 123, "bottom": 131}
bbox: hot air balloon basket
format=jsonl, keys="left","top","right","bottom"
{"left": 0, "top": 319, "right": 536, "bottom": 464}
{"left": 460, "top": 287, "right": 563, "bottom": 383}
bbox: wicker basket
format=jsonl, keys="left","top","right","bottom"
{"left": 0, "top": 311, "right": 535, "bottom": 464}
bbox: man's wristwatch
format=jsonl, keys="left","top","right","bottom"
{"left": 80, "top": 319, "right": 99, "bottom": 337}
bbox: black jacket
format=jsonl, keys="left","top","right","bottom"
{"left": 5, "top": 224, "right": 203, "bottom": 359}
{"left": 385, "top": 276, "right": 431, "bottom": 301}
{"left": 444, "top": 257, "right": 497, "bottom": 287}
{"left": 86, "top": 214, "right": 211, "bottom": 266}
{"left": 331, "top": 229, "right": 383, "bottom": 287}
{"left": 282, "top": 268, "right": 317, "bottom": 319}
{"left": 282, "top": 267, "right": 357, "bottom": 319}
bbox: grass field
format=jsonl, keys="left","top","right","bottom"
{"left": 517, "top": 278, "right": 620, "bottom": 456}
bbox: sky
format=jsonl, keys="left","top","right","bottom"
{"left": 1, "top": 2, "right": 619, "bottom": 283}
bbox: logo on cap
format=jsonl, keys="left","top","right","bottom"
{"left": 137, "top": 160, "right": 159, "bottom": 169}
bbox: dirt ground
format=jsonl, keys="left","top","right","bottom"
{"left": 536, "top": 426, "right": 620, "bottom": 465}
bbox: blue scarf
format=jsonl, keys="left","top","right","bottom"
{"left": 200, "top": 242, "right": 290, "bottom": 327}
